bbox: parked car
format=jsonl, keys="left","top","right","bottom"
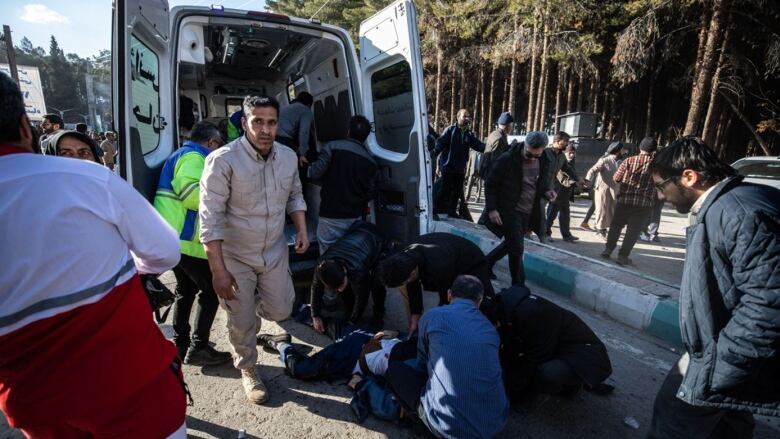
{"left": 731, "top": 156, "right": 780, "bottom": 190}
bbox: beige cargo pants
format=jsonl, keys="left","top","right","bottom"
{"left": 219, "top": 253, "right": 294, "bottom": 370}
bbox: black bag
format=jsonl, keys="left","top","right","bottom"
{"left": 140, "top": 274, "right": 175, "bottom": 323}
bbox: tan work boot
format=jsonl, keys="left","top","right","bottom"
{"left": 241, "top": 367, "right": 269, "bottom": 404}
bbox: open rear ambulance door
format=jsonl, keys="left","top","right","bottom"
{"left": 359, "top": 0, "right": 430, "bottom": 245}
{"left": 113, "top": 0, "right": 174, "bottom": 201}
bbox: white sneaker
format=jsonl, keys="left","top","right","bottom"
{"left": 241, "top": 367, "right": 269, "bottom": 404}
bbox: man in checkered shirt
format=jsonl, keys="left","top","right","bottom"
{"left": 601, "top": 137, "right": 658, "bottom": 265}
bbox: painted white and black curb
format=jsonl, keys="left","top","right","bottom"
{"left": 432, "top": 219, "right": 682, "bottom": 347}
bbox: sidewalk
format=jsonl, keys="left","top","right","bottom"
{"left": 441, "top": 195, "right": 686, "bottom": 346}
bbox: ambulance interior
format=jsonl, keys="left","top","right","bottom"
{"left": 176, "top": 16, "right": 356, "bottom": 285}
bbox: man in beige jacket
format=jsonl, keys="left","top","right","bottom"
{"left": 200, "top": 95, "right": 309, "bottom": 404}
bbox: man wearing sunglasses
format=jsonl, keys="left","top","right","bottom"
{"left": 154, "top": 121, "right": 231, "bottom": 367}
{"left": 647, "top": 137, "right": 780, "bottom": 439}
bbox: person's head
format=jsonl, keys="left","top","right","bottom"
{"left": 650, "top": 136, "right": 736, "bottom": 214}
{"left": 41, "top": 113, "right": 63, "bottom": 134}
{"left": 347, "top": 115, "right": 371, "bottom": 143}
{"left": 75, "top": 123, "right": 88, "bottom": 134}
{"left": 316, "top": 259, "right": 348, "bottom": 292}
{"left": 379, "top": 251, "right": 419, "bottom": 288}
{"left": 52, "top": 130, "right": 101, "bottom": 163}
{"left": 639, "top": 136, "right": 657, "bottom": 154}
{"left": 0, "top": 73, "right": 34, "bottom": 151}
{"left": 105, "top": 131, "right": 115, "bottom": 141}
{"left": 456, "top": 109, "right": 471, "bottom": 127}
{"left": 553, "top": 131, "right": 571, "bottom": 151}
{"left": 497, "top": 112, "right": 514, "bottom": 134}
{"left": 241, "top": 94, "right": 280, "bottom": 154}
{"left": 606, "top": 141, "right": 623, "bottom": 158}
{"left": 90, "top": 131, "right": 101, "bottom": 141}
{"left": 447, "top": 275, "right": 484, "bottom": 306}
{"left": 523, "top": 130, "right": 548, "bottom": 158}
{"left": 295, "top": 91, "right": 313, "bottom": 107}
{"left": 190, "top": 120, "right": 224, "bottom": 150}
{"left": 565, "top": 144, "right": 576, "bottom": 161}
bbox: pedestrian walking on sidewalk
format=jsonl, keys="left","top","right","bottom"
{"left": 484, "top": 131, "right": 550, "bottom": 286}
{"left": 200, "top": 95, "right": 309, "bottom": 405}
{"left": 537, "top": 132, "right": 587, "bottom": 243}
{"left": 586, "top": 141, "right": 623, "bottom": 240}
{"left": 601, "top": 137, "right": 657, "bottom": 266}
{"left": 545, "top": 143, "right": 581, "bottom": 241}
{"left": 647, "top": 136, "right": 780, "bottom": 439}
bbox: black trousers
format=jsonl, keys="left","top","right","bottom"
{"left": 546, "top": 187, "right": 574, "bottom": 238}
{"left": 534, "top": 359, "right": 582, "bottom": 395}
{"left": 583, "top": 190, "right": 596, "bottom": 223}
{"left": 386, "top": 361, "right": 428, "bottom": 426}
{"left": 171, "top": 254, "right": 220, "bottom": 350}
{"left": 644, "top": 198, "right": 664, "bottom": 237}
{"left": 486, "top": 210, "right": 531, "bottom": 286}
{"left": 647, "top": 361, "right": 754, "bottom": 439}
{"left": 434, "top": 172, "right": 465, "bottom": 216}
{"left": 605, "top": 203, "right": 652, "bottom": 257}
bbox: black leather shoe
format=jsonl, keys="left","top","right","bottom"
{"left": 257, "top": 333, "right": 292, "bottom": 351}
{"left": 185, "top": 345, "right": 232, "bottom": 366}
{"left": 563, "top": 236, "right": 580, "bottom": 242}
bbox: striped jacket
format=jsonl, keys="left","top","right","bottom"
{"left": 154, "top": 141, "right": 211, "bottom": 259}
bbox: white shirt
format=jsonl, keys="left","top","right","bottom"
{"left": 351, "top": 338, "right": 402, "bottom": 376}
{"left": 0, "top": 154, "right": 180, "bottom": 336}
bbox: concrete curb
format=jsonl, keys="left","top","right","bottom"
{"left": 432, "top": 219, "right": 683, "bottom": 347}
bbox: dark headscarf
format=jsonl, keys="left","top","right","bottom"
{"left": 49, "top": 130, "right": 102, "bottom": 163}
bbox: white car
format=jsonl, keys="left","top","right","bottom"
{"left": 731, "top": 156, "right": 780, "bottom": 190}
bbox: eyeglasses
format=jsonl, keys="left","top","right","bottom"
{"left": 654, "top": 176, "right": 678, "bottom": 191}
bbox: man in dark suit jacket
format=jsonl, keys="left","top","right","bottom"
{"left": 378, "top": 233, "right": 494, "bottom": 335}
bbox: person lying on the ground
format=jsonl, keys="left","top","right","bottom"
{"left": 257, "top": 326, "right": 416, "bottom": 382}
{"left": 308, "top": 221, "right": 387, "bottom": 335}
{"left": 482, "top": 284, "right": 613, "bottom": 402}
{"left": 385, "top": 275, "right": 508, "bottom": 439}
{"left": 378, "top": 232, "right": 495, "bottom": 336}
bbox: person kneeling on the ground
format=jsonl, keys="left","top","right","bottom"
{"left": 306, "top": 221, "right": 388, "bottom": 335}
{"left": 482, "top": 285, "right": 613, "bottom": 401}
{"left": 378, "top": 233, "right": 495, "bottom": 336}
{"left": 257, "top": 327, "right": 416, "bottom": 382}
{"left": 385, "top": 275, "right": 508, "bottom": 439}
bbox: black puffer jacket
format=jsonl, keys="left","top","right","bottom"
{"left": 677, "top": 176, "right": 780, "bottom": 416}
{"left": 310, "top": 221, "right": 386, "bottom": 321}
{"left": 487, "top": 286, "right": 612, "bottom": 398}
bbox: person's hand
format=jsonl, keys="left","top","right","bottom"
{"left": 373, "top": 331, "right": 385, "bottom": 340}
{"left": 546, "top": 190, "right": 557, "bottom": 202}
{"left": 312, "top": 317, "right": 325, "bottom": 334}
{"left": 579, "top": 178, "right": 590, "bottom": 189}
{"left": 295, "top": 230, "right": 310, "bottom": 254}
{"left": 436, "top": 167, "right": 441, "bottom": 178}
{"left": 298, "top": 156, "right": 309, "bottom": 167}
{"left": 212, "top": 269, "right": 238, "bottom": 301}
{"left": 489, "top": 209, "right": 503, "bottom": 226}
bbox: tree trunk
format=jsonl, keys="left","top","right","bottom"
{"left": 450, "top": 61, "right": 457, "bottom": 123}
{"left": 702, "top": 26, "right": 731, "bottom": 145}
{"left": 508, "top": 16, "right": 519, "bottom": 118}
{"left": 589, "top": 70, "right": 600, "bottom": 113}
{"left": 458, "top": 65, "right": 466, "bottom": 110}
{"left": 684, "top": 0, "right": 727, "bottom": 136}
{"left": 526, "top": 19, "right": 539, "bottom": 132}
{"left": 693, "top": 6, "right": 713, "bottom": 82}
{"left": 487, "top": 62, "right": 498, "bottom": 133}
{"left": 537, "top": 61, "right": 551, "bottom": 131}
{"left": 534, "top": 25, "right": 550, "bottom": 131}
{"left": 434, "top": 40, "right": 444, "bottom": 131}
{"left": 554, "top": 67, "right": 565, "bottom": 131}
{"left": 501, "top": 74, "right": 510, "bottom": 114}
{"left": 473, "top": 65, "right": 482, "bottom": 135}
{"left": 480, "top": 65, "right": 487, "bottom": 138}
{"left": 576, "top": 71, "right": 586, "bottom": 111}
{"left": 719, "top": 91, "right": 771, "bottom": 155}
{"left": 645, "top": 75, "right": 655, "bottom": 138}
{"left": 566, "top": 69, "right": 576, "bottom": 112}
{"left": 600, "top": 87, "right": 610, "bottom": 137}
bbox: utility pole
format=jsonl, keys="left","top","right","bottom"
{"left": 2, "top": 25, "right": 20, "bottom": 85}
